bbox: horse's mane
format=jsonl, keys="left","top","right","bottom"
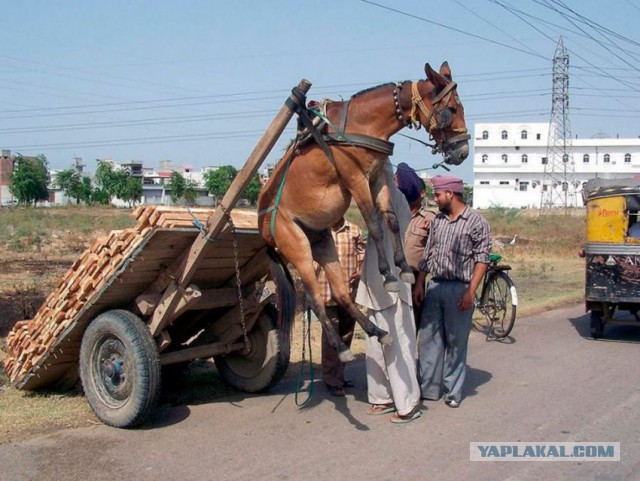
{"left": 351, "top": 82, "right": 396, "bottom": 99}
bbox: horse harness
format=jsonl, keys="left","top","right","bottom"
{"left": 393, "top": 80, "right": 470, "bottom": 154}
{"left": 260, "top": 81, "right": 468, "bottom": 238}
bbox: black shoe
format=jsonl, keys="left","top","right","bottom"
{"left": 343, "top": 379, "right": 355, "bottom": 388}
{"left": 445, "top": 397, "right": 461, "bottom": 408}
{"left": 327, "top": 385, "right": 346, "bottom": 397}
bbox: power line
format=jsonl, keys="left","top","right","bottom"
{"left": 359, "top": 0, "right": 548, "bottom": 60}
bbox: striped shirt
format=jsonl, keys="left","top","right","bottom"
{"left": 419, "top": 205, "right": 492, "bottom": 283}
{"left": 316, "top": 220, "right": 366, "bottom": 305}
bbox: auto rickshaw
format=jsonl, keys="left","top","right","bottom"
{"left": 583, "top": 177, "right": 640, "bottom": 338}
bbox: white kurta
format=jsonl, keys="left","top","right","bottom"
{"left": 355, "top": 184, "right": 420, "bottom": 416}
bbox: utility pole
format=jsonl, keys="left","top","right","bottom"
{"left": 541, "top": 36, "right": 576, "bottom": 212}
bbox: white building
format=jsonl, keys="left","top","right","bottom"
{"left": 473, "top": 122, "right": 640, "bottom": 209}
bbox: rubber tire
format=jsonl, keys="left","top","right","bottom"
{"left": 482, "top": 271, "right": 517, "bottom": 339}
{"left": 215, "top": 304, "right": 289, "bottom": 393}
{"left": 590, "top": 311, "right": 604, "bottom": 339}
{"left": 80, "top": 309, "right": 161, "bottom": 428}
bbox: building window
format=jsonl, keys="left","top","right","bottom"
{"left": 542, "top": 157, "right": 548, "bottom": 165}
{"left": 562, "top": 154, "right": 569, "bottom": 163}
{"left": 625, "top": 153, "right": 631, "bottom": 163}
{"left": 482, "top": 130, "right": 488, "bottom": 139}
{"left": 519, "top": 181, "right": 529, "bottom": 192}
{"left": 583, "top": 154, "right": 590, "bottom": 163}
{"left": 604, "top": 154, "right": 610, "bottom": 163}
{"left": 536, "top": 133, "right": 541, "bottom": 140}
{"left": 521, "top": 154, "right": 528, "bottom": 163}
{"left": 480, "top": 181, "right": 489, "bottom": 185}
{"left": 499, "top": 181, "right": 509, "bottom": 185}
{"left": 502, "top": 154, "right": 508, "bottom": 163}
{"left": 481, "top": 154, "right": 488, "bottom": 163}
{"left": 501, "top": 130, "right": 508, "bottom": 140}
{"left": 521, "top": 130, "right": 528, "bottom": 140}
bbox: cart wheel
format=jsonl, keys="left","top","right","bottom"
{"left": 215, "top": 304, "right": 290, "bottom": 393}
{"left": 80, "top": 309, "right": 161, "bottom": 428}
{"left": 590, "top": 311, "right": 604, "bottom": 339}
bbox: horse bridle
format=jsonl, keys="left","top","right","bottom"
{"left": 393, "top": 80, "right": 470, "bottom": 154}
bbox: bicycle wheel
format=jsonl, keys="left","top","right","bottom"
{"left": 481, "top": 271, "right": 517, "bottom": 338}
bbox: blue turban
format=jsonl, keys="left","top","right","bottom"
{"left": 395, "top": 162, "right": 425, "bottom": 203}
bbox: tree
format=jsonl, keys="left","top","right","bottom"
{"left": 79, "top": 176, "right": 94, "bottom": 204}
{"left": 168, "top": 171, "right": 186, "bottom": 204}
{"left": 183, "top": 179, "right": 198, "bottom": 206}
{"left": 204, "top": 165, "right": 237, "bottom": 200}
{"left": 54, "top": 169, "right": 82, "bottom": 204}
{"left": 243, "top": 174, "right": 263, "bottom": 205}
{"left": 117, "top": 176, "right": 142, "bottom": 207}
{"left": 93, "top": 160, "right": 119, "bottom": 204}
{"left": 9, "top": 154, "right": 49, "bottom": 205}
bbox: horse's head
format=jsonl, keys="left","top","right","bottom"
{"left": 410, "top": 62, "right": 469, "bottom": 165}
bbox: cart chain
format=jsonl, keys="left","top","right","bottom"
{"left": 219, "top": 205, "right": 249, "bottom": 350}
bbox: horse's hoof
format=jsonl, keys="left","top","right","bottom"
{"left": 400, "top": 271, "right": 415, "bottom": 284}
{"left": 384, "top": 276, "right": 399, "bottom": 292}
{"left": 379, "top": 333, "right": 393, "bottom": 345}
{"left": 338, "top": 349, "right": 355, "bottom": 363}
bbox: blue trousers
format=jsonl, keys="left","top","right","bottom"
{"left": 417, "top": 279, "right": 474, "bottom": 403}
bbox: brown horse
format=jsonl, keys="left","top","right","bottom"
{"left": 258, "top": 62, "right": 469, "bottom": 361}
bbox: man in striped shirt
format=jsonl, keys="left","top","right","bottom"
{"left": 316, "top": 217, "right": 366, "bottom": 396}
{"left": 413, "top": 175, "right": 492, "bottom": 408}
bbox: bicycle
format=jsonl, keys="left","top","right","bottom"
{"left": 474, "top": 253, "right": 518, "bottom": 339}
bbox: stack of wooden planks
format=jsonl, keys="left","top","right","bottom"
{"left": 3, "top": 205, "right": 258, "bottom": 386}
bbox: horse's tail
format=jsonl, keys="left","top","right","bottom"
{"left": 267, "top": 246, "right": 296, "bottom": 352}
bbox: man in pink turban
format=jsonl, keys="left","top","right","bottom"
{"left": 413, "top": 174, "right": 492, "bottom": 408}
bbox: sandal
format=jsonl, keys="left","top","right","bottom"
{"left": 367, "top": 403, "right": 396, "bottom": 415}
{"left": 390, "top": 407, "right": 422, "bottom": 424}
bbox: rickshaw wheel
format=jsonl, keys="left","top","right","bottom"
{"left": 590, "top": 311, "right": 604, "bottom": 339}
{"left": 80, "top": 309, "right": 161, "bottom": 428}
{"left": 215, "top": 304, "right": 290, "bottom": 393}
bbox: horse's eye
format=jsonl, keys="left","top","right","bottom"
{"left": 449, "top": 106, "right": 457, "bottom": 114}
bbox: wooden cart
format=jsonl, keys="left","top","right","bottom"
{"left": 4, "top": 80, "right": 311, "bottom": 428}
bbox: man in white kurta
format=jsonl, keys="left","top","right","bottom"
{"left": 355, "top": 183, "right": 421, "bottom": 420}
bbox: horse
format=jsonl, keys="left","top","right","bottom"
{"left": 258, "top": 62, "right": 469, "bottom": 362}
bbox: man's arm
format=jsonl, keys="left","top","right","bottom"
{"left": 458, "top": 262, "right": 488, "bottom": 311}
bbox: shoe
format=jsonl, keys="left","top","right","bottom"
{"left": 327, "top": 385, "right": 346, "bottom": 397}
{"left": 390, "top": 407, "right": 422, "bottom": 424}
{"left": 367, "top": 403, "right": 396, "bottom": 415}
{"left": 343, "top": 379, "right": 355, "bottom": 388}
{"left": 445, "top": 397, "right": 460, "bottom": 408}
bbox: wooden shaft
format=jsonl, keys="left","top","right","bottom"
{"left": 148, "top": 79, "right": 311, "bottom": 336}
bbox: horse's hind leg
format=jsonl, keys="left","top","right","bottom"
{"left": 273, "top": 219, "right": 355, "bottom": 362}
{"left": 311, "top": 235, "right": 392, "bottom": 346}
{"left": 371, "top": 164, "right": 414, "bottom": 285}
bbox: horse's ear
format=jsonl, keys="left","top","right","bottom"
{"left": 439, "top": 61, "right": 452, "bottom": 81}
{"left": 425, "top": 62, "right": 447, "bottom": 88}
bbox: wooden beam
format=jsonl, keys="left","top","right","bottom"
{"left": 147, "top": 79, "right": 311, "bottom": 335}
{"left": 160, "top": 341, "right": 245, "bottom": 366}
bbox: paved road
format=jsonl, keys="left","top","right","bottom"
{"left": 1, "top": 304, "right": 639, "bottom": 481}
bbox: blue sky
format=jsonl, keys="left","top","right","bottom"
{"left": 2, "top": 0, "right": 639, "bottom": 182}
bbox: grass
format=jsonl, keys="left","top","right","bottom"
{"left": 0, "top": 205, "right": 588, "bottom": 442}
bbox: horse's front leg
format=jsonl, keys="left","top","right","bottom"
{"left": 371, "top": 164, "right": 415, "bottom": 286}
{"left": 311, "top": 235, "right": 392, "bottom": 346}
{"left": 342, "top": 170, "right": 398, "bottom": 292}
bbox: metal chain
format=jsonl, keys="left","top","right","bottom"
{"left": 219, "top": 205, "right": 249, "bottom": 349}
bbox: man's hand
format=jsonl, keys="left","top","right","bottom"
{"left": 458, "top": 288, "right": 476, "bottom": 311}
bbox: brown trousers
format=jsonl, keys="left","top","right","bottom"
{"left": 321, "top": 305, "right": 356, "bottom": 387}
